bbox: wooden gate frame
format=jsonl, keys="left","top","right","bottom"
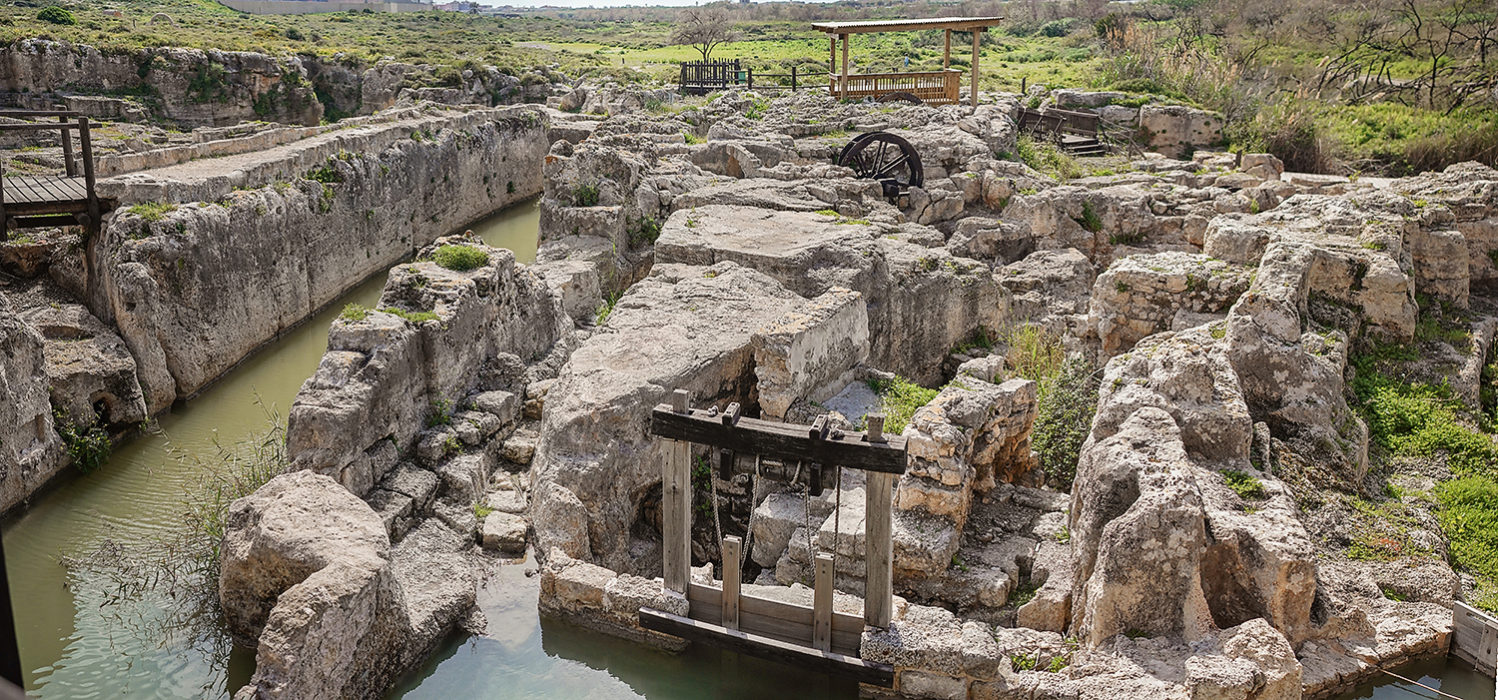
{"left": 639, "top": 389, "right": 907, "bottom": 685}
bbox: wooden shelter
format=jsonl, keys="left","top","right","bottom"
{"left": 0, "top": 111, "right": 107, "bottom": 234}
{"left": 639, "top": 390, "right": 907, "bottom": 685}
{"left": 811, "top": 16, "right": 1003, "bottom": 109}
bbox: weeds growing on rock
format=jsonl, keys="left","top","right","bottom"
{"left": 595, "top": 290, "right": 621, "bottom": 325}
{"left": 868, "top": 376, "right": 940, "bottom": 436}
{"left": 340, "top": 303, "right": 370, "bottom": 322}
{"left": 381, "top": 306, "right": 438, "bottom": 324}
{"left": 629, "top": 217, "right": 662, "bottom": 249}
{"left": 128, "top": 201, "right": 177, "bottom": 222}
{"left": 433, "top": 244, "right": 489, "bottom": 272}
{"left": 1014, "top": 135, "right": 1081, "bottom": 180}
{"left": 1076, "top": 201, "right": 1103, "bottom": 233}
{"left": 1222, "top": 469, "right": 1267, "bottom": 500}
{"left": 427, "top": 398, "right": 454, "bottom": 427}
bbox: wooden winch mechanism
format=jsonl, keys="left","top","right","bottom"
{"left": 639, "top": 389, "right": 908, "bottom": 687}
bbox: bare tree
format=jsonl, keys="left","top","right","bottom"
{"left": 672, "top": 6, "right": 741, "bottom": 63}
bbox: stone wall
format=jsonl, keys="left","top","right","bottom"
{"left": 94, "top": 106, "right": 549, "bottom": 411}
{"left": 0, "top": 293, "right": 64, "bottom": 514}
{"left": 537, "top": 548, "right": 690, "bottom": 651}
{"left": 1, "top": 39, "right": 322, "bottom": 126}
{"left": 287, "top": 237, "right": 567, "bottom": 496}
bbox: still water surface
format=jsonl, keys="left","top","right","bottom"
{"left": 2, "top": 198, "right": 1492, "bottom": 699}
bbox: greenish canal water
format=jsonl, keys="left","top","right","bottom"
{"left": 2, "top": 197, "right": 1491, "bottom": 699}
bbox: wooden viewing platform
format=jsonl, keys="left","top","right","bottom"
{"left": 812, "top": 16, "right": 1004, "bottom": 109}
{"left": 0, "top": 110, "right": 109, "bottom": 234}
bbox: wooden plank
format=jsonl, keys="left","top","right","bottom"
{"left": 722, "top": 536, "right": 741, "bottom": 631}
{"left": 0, "top": 122, "right": 87, "bottom": 133}
{"left": 663, "top": 436, "right": 692, "bottom": 594}
{"left": 813, "top": 554, "right": 833, "bottom": 652}
{"left": 649, "top": 406, "right": 907, "bottom": 474}
{"left": 840, "top": 34, "right": 849, "bottom": 100}
{"left": 1452, "top": 602, "right": 1498, "bottom": 676}
{"left": 943, "top": 29, "right": 951, "bottom": 70}
{"left": 639, "top": 607, "right": 893, "bottom": 687}
{"left": 865, "top": 471, "right": 894, "bottom": 627}
{"left": 811, "top": 16, "right": 1004, "bottom": 34}
{"left": 689, "top": 582, "right": 862, "bottom": 655}
{"left": 58, "top": 115, "right": 76, "bottom": 178}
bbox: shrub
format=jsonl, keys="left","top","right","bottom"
{"left": 55, "top": 411, "right": 110, "bottom": 473}
{"left": 1076, "top": 201, "right": 1102, "bottom": 233}
{"left": 37, "top": 6, "right": 76, "bottom": 25}
{"left": 1032, "top": 358, "right": 1098, "bottom": 489}
{"left": 426, "top": 398, "right": 454, "bottom": 427}
{"left": 433, "top": 244, "right": 489, "bottom": 271}
{"left": 629, "top": 217, "right": 662, "bottom": 249}
{"left": 573, "top": 182, "right": 600, "bottom": 207}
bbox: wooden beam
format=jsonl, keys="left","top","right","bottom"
{"left": 943, "top": 29, "right": 951, "bottom": 70}
{"left": 639, "top": 607, "right": 895, "bottom": 687}
{"left": 663, "top": 394, "right": 692, "bottom": 595}
{"left": 840, "top": 34, "right": 850, "bottom": 100}
{"left": 971, "top": 29, "right": 982, "bottom": 111}
{"left": 811, "top": 16, "right": 1004, "bottom": 34}
{"left": 722, "top": 536, "right": 741, "bottom": 631}
{"left": 58, "top": 114, "right": 75, "bottom": 178}
{"left": 813, "top": 554, "right": 833, "bottom": 652}
{"left": 865, "top": 471, "right": 894, "bottom": 627}
{"left": 650, "top": 406, "right": 907, "bottom": 474}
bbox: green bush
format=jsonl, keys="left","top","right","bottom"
{"left": 1014, "top": 136, "right": 1081, "bottom": 181}
{"left": 629, "top": 217, "right": 662, "bottom": 248}
{"left": 433, "top": 244, "right": 489, "bottom": 271}
{"left": 37, "top": 6, "right": 76, "bottom": 25}
{"left": 1076, "top": 201, "right": 1102, "bottom": 233}
{"left": 1032, "top": 357, "right": 1098, "bottom": 489}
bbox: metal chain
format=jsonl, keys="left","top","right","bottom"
{"left": 832, "top": 465, "right": 843, "bottom": 569}
{"left": 709, "top": 452, "right": 724, "bottom": 564}
{"left": 740, "top": 454, "right": 759, "bottom": 573}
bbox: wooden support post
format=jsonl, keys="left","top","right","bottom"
{"left": 840, "top": 34, "right": 850, "bottom": 100}
{"left": 58, "top": 114, "right": 75, "bottom": 178}
{"left": 79, "top": 117, "right": 99, "bottom": 236}
{"left": 813, "top": 553, "right": 834, "bottom": 652}
{"left": 663, "top": 390, "right": 692, "bottom": 594}
{"left": 865, "top": 471, "right": 894, "bottom": 627}
{"left": 943, "top": 29, "right": 952, "bottom": 70}
{"left": 970, "top": 29, "right": 982, "bottom": 112}
{"left": 722, "top": 536, "right": 742, "bottom": 631}
{"left": 791, "top": 66, "right": 798, "bottom": 92}
{"left": 829, "top": 37, "right": 836, "bottom": 79}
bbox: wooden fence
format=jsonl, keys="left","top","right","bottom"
{"left": 827, "top": 69, "right": 961, "bottom": 105}
{"left": 679, "top": 60, "right": 803, "bottom": 95}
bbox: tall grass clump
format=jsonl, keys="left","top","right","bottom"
{"left": 869, "top": 376, "right": 940, "bottom": 435}
{"left": 1031, "top": 357, "right": 1098, "bottom": 489}
{"left": 63, "top": 406, "right": 288, "bottom": 645}
{"left": 1014, "top": 135, "right": 1082, "bottom": 180}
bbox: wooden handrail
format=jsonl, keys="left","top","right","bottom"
{"left": 0, "top": 110, "right": 82, "bottom": 118}
{"left": 0, "top": 122, "right": 92, "bottom": 132}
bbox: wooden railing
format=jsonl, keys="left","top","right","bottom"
{"left": 827, "top": 69, "right": 962, "bottom": 105}
{"left": 0, "top": 110, "right": 103, "bottom": 233}
{"left": 680, "top": 61, "right": 804, "bottom": 95}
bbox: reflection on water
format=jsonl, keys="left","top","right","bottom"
{"left": 1339, "top": 655, "right": 1493, "bottom": 699}
{"left": 391, "top": 553, "right": 858, "bottom": 700}
{"left": 2, "top": 199, "right": 541, "bottom": 697}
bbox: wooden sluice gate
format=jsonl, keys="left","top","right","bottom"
{"left": 639, "top": 389, "right": 907, "bottom": 686}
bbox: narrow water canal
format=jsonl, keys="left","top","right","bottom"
{"left": 2, "top": 198, "right": 1492, "bottom": 700}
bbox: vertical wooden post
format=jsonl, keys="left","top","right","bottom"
{"left": 663, "top": 389, "right": 692, "bottom": 594}
{"left": 943, "top": 29, "right": 952, "bottom": 70}
{"left": 722, "top": 536, "right": 741, "bottom": 631}
{"left": 791, "top": 65, "right": 797, "bottom": 92}
{"left": 813, "top": 553, "right": 834, "bottom": 652}
{"left": 970, "top": 29, "right": 982, "bottom": 112}
{"left": 59, "top": 114, "right": 76, "bottom": 178}
{"left": 840, "top": 34, "right": 850, "bottom": 100}
{"left": 865, "top": 470, "right": 894, "bottom": 628}
{"left": 79, "top": 118, "right": 100, "bottom": 236}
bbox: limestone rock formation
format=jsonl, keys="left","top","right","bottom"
{"left": 0, "top": 294, "right": 63, "bottom": 513}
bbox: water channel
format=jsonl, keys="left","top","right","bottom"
{"left": 2, "top": 198, "right": 1492, "bottom": 699}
